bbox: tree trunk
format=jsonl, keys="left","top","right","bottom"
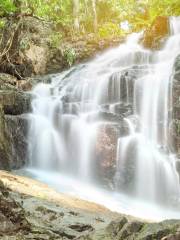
{"left": 84, "top": 0, "right": 88, "bottom": 16}
{"left": 92, "top": 0, "right": 97, "bottom": 32}
{"left": 73, "top": 0, "right": 80, "bottom": 32}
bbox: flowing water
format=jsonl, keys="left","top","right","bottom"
{"left": 26, "top": 17, "right": 180, "bottom": 220}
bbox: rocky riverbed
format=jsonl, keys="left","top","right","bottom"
{"left": 0, "top": 170, "right": 179, "bottom": 240}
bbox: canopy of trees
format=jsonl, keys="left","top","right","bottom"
{"left": 0, "top": 0, "right": 180, "bottom": 38}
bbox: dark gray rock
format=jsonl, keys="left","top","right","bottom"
{"left": 170, "top": 54, "right": 180, "bottom": 153}
{"left": 4, "top": 114, "right": 29, "bottom": 169}
{"left": 0, "top": 106, "right": 11, "bottom": 170}
{"left": 0, "top": 90, "right": 31, "bottom": 115}
{"left": 86, "top": 111, "right": 123, "bottom": 123}
{"left": 0, "top": 73, "right": 31, "bottom": 170}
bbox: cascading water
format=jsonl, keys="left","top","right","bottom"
{"left": 27, "top": 17, "right": 180, "bottom": 220}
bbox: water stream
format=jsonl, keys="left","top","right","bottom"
{"left": 25, "top": 17, "right": 180, "bottom": 220}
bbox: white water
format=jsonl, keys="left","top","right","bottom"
{"left": 27, "top": 17, "right": 180, "bottom": 220}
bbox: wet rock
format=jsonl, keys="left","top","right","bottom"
{"left": 0, "top": 73, "right": 17, "bottom": 90}
{"left": 0, "top": 181, "right": 30, "bottom": 236}
{"left": 106, "top": 217, "right": 128, "bottom": 237}
{"left": 86, "top": 111, "right": 123, "bottom": 123}
{"left": 0, "top": 172, "right": 180, "bottom": 240}
{"left": 4, "top": 115, "right": 29, "bottom": 169}
{"left": 0, "top": 111, "right": 28, "bottom": 170}
{"left": 161, "top": 231, "right": 180, "bottom": 240}
{"left": 117, "top": 221, "right": 144, "bottom": 239}
{"left": 136, "top": 220, "right": 180, "bottom": 240}
{"left": 108, "top": 65, "right": 148, "bottom": 108}
{"left": 94, "top": 122, "right": 128, "bottom": 188}
{"left": 0, "top": 73, "right": 31, "bottom": 169}
{"left": 69, "top": 223, "right": 94, "bottom": 232}
{"left": 108, "top": 103, "right": 133, "bottom": 116}
{"left": 0, "top": 90, "right": 31, "bottom": 115}
{"left": 174, "top": 55, "right": 180, "bottom": 75}
{"left": 0, "top": 106, "right": 11, "bottom": 169}
{"left": 170, "top": 54, "right": 180, "bottom": 153}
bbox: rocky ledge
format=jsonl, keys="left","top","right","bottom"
{"left": 0, "top": 16, "right": 124, "bottom": 79}
{"left": 0, "top": 170, "right": 179, "bottom": 240}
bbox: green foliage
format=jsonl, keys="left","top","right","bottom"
{"left": 0, "top": 0, "right": 180, "bottom": 40}
{"left": 63, "top": 47, "right": 76, "bottom": 67}
{"left": 0, "top": 0, "right": 16, "bottom": 16}
{"left": 49, "top": 32, "right": 63, "bottom": 48}
{"left": 98, "top": 22, "right": 122, "bottom": 38}
{"left": 0, "top": 20, "right": 5, "bottom": 29}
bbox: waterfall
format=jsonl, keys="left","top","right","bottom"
{"left": 27, "top": 17, "right": 180, "bottom": 219}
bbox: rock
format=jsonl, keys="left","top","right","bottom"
{"left": 161, "top": 231, "right": 180, "bottom": 240}
{"left": 0, "top": 106, "right": 11, "bottom": 169}
{"left": 4, "top": 115, "right": 29, "bottom": 169}
{"left": 0, "top": 73, "right": 17, "bottom": 90}
{"left": 174, "top": 55, "right": 180, "bottom": 73}
{"left": 106, "top": 217, "right": 128, "bottom": 238}
{"left": 117, "top": 221, "right": 144, "bottom": 239}
{"left": 170, "top": 54, "right": 180, "bottom": 153}
{"left": 0, "top": 16, "right": 53, "bottom": 78}
{"left": 0, "top": 171, "right": 180, "bottom": 240}
{"left": 0, "top": 111, "right": 29, "bottom": 170}
{"left": 0, "top": 172, "right": 115, "bottom": 239}
{"left": 0, "top": 17, "right": 124, "bottom": 78}
{"left": 142, "top": 16, "right": 170, "bottom": 49}
{"left": 95, "top": 123, "right": 120, "bottom": 187}
{"left": 136, "top": 220, "right": 180, "bottom": 240}
{"left": 86, "top": 111, "right": 123, "bottom": 123}
{"left": 0, "top": 90, "right": 31, "bottom": 115}
{"left": 0, "top": 181, "right": 30, "bottom": 236}
{"left": 0, "top": 73, "right": 31, "bottom": 169}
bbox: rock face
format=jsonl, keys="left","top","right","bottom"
{"left": 0, "top": 74, "right": 31, "bottom": 169}
{"left": 4, "top": 115, "right": 29, "bottom": 169}
{"left": 0, "top": 106, "right": 10, "bottom": 169}
{"left": 170, "top": 54, "right": 180, "bottom": 155}
{"left": 142, "top": 16, "right": 170, "bottom": 49}
{"left": 0, "top": 17, "right": 52, "bottom": 78}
